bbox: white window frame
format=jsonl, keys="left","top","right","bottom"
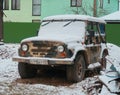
{"left": 71, "top": 0, "right": 82, "bottom": 7}
{"left": 32, "top": 0, "right": 41, "bottom": 16}
{"left": 3, "top": 0, "right": 9, "bottom": 10}
{"left": 11, "top": 0, "right": 20, "bottom": 10}
{"left": 99, "top": 0, "right": 103, "bottom": 8}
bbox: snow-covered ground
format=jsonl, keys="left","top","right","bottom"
{"left": 0, "top": 43, "right": 120, "bottom": 95}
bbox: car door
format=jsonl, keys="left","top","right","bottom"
{"left": 85, "top": 22, "right": 102, "bottom": 64}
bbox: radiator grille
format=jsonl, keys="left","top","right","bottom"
{"left": 27, "top": 41, "right": 64, "bottom": 58}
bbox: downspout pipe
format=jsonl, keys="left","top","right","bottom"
{"left": 0, "top": 0, "right": 3, "bottom": 43}
{"left": 118, "top": 0, "right": 120, "bottom": 11}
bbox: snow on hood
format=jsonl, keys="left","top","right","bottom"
{"left": 22, "top": 20, "right": 85, "bottom": 43}
{"left": 21, "top": 34, "right": 83, "bottom": 44}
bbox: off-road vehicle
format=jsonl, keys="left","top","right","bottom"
{"left": 13, "top": 15, "right": 108, "bottom": 82}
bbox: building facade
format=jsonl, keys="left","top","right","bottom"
{"left": 3, "top": 0, "right": 41, "bottom": 22}
{"left": 97, "top": 0, "right": 119, "bottom": 16}
{"left": 3, "top": 0, "right": 119, "bottom": 22}
{"left": 41, "top": 0, "right": 118, "bottom": 18}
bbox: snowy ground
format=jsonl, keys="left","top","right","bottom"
{"left": 0, "top": 43, "right": 120, "bottom": 95}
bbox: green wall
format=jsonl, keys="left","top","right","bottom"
{"left": 3, "top": 22, "right": 120, "bottom": 46}
{"left": 106, "top": 24, "right": 120, "bottom": 46}
{"left": 4, "top": 22, "right": 40, "bottom": 43}
{"left": 41, "top": 0, "right": 94, "bottom": 18}
{"left": 41, "top": 0, "right": 72, "bottom": 18}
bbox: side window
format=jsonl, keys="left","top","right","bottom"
{"left": 85, "top": 22, "right": 100, "bottom": 44}
{"left": 99, "top": 23, "right": 106, "bottom": 43}
{"left": 99, "top": 24, "right": 105, "bottom": 34}
{"left": 86, "top": 22, "right": 94, "bottom": 44}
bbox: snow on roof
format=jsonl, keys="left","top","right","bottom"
{"left": 43, "top": 14, "right": 106, "bottom": 24}
{"left": 100, "top": 11, "right": 120, "bottom": 21}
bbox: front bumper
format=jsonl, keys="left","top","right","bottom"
{"left": 12, "top": 56, "right": 73, "bottom": 65}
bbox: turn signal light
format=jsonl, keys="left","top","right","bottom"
{"left": 59, "top": 52, "right": 66, "bottom": 58}
{"left": 21, "top": 51, "right": 26, "bottom": 56}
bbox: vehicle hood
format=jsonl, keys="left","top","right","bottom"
{"left": 21, "top": 34, "right": 84, "bottom": 44}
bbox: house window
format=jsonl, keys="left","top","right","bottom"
{"left": 32, "top": 19, "right": 41, "bottom": 23}
{"left": 11, "top": 0, "right": 20, "bottom": 10}
{"left": 99, "top": 0, "right": 103, "bottom": 8}
{"left": 71, "top": 0, "right": 82, "bottom": 7}
{"left": 32, "top": 0, "right": 41, "bottom": 16}
{"left": 108, "top": 0, "right": 110, "bottom": 4}
{"left": 3, "top": 0, "right": 9, "bottom": 10}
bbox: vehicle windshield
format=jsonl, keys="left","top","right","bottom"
{"left": 38, "top": 20, "right": 86, "bottom": 38}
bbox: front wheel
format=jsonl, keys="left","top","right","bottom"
{"left": 66, "top": 55, "right": 86, "bottom": 82}
{"left": 18, "top": 62, "right": 37, "bottom": 79}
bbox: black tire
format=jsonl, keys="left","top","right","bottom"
{"left": 18, "top": 62, "right": 37, "bottom": 79}
{"left": 66, "top": 55, "right": 86, "bottom": 82}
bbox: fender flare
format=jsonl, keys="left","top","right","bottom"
{"left": 100, "top": 44, "right": 109, "bottom": 58}
{"left": 71, "top": 48, "right": 89, "bottom": 66}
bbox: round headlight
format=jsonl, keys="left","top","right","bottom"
{"left": 57, "top": 46, "right": 64, "bottom": 52}
{"left": 21, "top": 44, "right": 28, "bottom": 51}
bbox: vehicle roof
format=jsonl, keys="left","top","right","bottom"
{"left": 43, "top": 14, "right": 106, "bottom": 24}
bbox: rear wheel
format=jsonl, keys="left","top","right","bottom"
{"left": 18, "top": 62, "right": 37, "bottom": 79}
{"left": 66, "top": 55, "right": 86, "bottom": 82}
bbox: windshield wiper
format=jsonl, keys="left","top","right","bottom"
{"left": 42, "top": 19, "right": 55, "bottom": 27}
{"left": 63, "top": 19, "right": 77, "bottom": 27}
{"left": 41, "top": 21, "right": 51, "bottom": 27}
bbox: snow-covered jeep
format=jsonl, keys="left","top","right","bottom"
{"left": 13, "top": 15, "right": 108, "bottom": 82}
